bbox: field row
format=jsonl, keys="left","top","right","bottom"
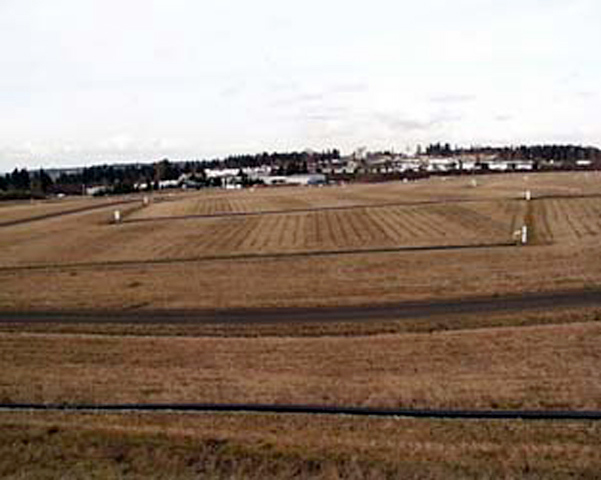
{"left": 3, "top": 197, "right": 601, "bottom": 269}
{"left": 0, "top": 201, "right": 521, "bottom": 267}
{"left": 0, "top": 196, "right": 123, "bottom": 226}
{"left": 129, "top": 179, "right": 520, "bottom": 220}
{"left": 143, "top": 203, "right": 512, "bottom": 260}
{"left": 129, "top": 172, "right": 601, "bottom": 221}
{"left": 130, "top": 187, "right": 391, "bottom": 219}
{"left": 532, "top": 197, "right": 601, "bottom": 244}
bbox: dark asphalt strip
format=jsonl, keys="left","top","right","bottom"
{"left": 2, "top": 403, "right": 601, "bottom": 420}
{"left": 0, "top": 241, "right": 516, "bottom": 273}
{"left": 1, "top": 288, "right": 600, "bottom": 325}
{"left": 537, "top": 193, "right": 601, "bottom": 201}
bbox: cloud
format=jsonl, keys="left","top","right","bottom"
{"left": 576, "top": 91, "right": 596, "bottom": 99}
{"left": 1, "top": 0, "right": 600, "bottom": 171}
{"left": 430, "top": 94, "right": 477, "bottom": 104}
{"left": 374, "top": 112, "right": 462, "bottom": 133}
{"left": 270, "top": 92, "right": 325, "bottom": 109}
{"left": 219, "top": 81, "right": 247, "bottom": 98}
{"left": 328, "top": 83, "right": 369, "bottom": 95}
{"left": 0, "top": 134, "right": 196, "bottom": 169}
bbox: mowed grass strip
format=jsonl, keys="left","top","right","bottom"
{"left": 541, "top": 197, "right": 601, "bottom": 244}
{"left": 0, "top": 200, "right": 519, "bottom": 269}
{"left": 1, "top": 322, "right": 600, "bottom": 409}
{"left": 2, "top": 411, "right": 601, "bottom": 479}
{"left": 0, "top": 196, "right": 128, "bottom": 226}
{"left": 126, "top": 172, "right": 601, "bottom": 222}
{"left": 1, "top": 172, "right": 599, "bottom": 271}
{"left": 2, "top": 238, "right": 601, "bottom": 311}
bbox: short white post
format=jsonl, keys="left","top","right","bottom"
{"left": 521, "top": 225, "right": 528, "bottom": 245}
{"left": 113, "top": 210, "right": 121, "bottom": 223}
{"left": 143, "top": 195, "right": 149, "bottom": 206}
{"left": 525, "top": 190, "right": 531, "bottom": 201}
{"left": 471, "top": 178, "right": 478, "bottom": 188}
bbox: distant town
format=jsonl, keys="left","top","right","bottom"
{"left": 1, "top": 143, "right": 600, "bottom": 199}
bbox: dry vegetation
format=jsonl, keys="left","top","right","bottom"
{"left": 0, "top": 195, "right": 117, "bottom": 226}
{"left": 2, "top": 172, "right": 601, "bottom": 476}
{"left": 0, "top": 198, "right": 521, "bottom": 268}
{"left": 2, "top": 411, "right": 601, "bottom": 479}
{"left": 128, "top": 171, "right": 601, "bottom": 220}
{"left": 2, "top": 242, "right": 601, "bottom": 311}
{"left": 1, "top": 321, "right": 600, "bottom": 409}
{"left": 1, "top": 172, "right": 601, "bottom": 311}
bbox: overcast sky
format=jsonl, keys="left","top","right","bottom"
{"left": 1, "top": 0, "right": 600, "bottom": 170}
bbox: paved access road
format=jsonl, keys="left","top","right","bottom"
{"left": 0, "top": 288, "right": 599, "bottom": 325}
{"left": 3, "top": 402, "right": 601, "bottom": 420}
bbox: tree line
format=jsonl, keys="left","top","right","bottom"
{"left": 423, "top": 143, "right": 601, "bottom": 161}
{"left": 1, "top": 145, "right": 598, "bottom": 199}
{"left": 0, "top": 149, "right": 341, "bottom": 198}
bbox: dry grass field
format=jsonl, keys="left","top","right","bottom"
{"left": 2, "top": 172, "right": 601, "bottom": 477}
{"left": 127, "top": 171, "right": 601, "bottom": 220}
{"left": 2, "top": 239, "right": 601, "bottom": 311}
{"left": 0, "top": 200, "right": 520, "bottom": 267}
{"left": 1, "top": 172, "right": 600, "bottom": 311}
{"left": 2, "top": 411, "right": 601, "bottom": 479}
{"left": 0, "top": 195, "right": 132, "bottom": 226}
{"left": 1, "top": 321, "right": 600, "bottom": 409}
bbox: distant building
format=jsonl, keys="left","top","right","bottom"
{"left": 85, "top": 185, "right": 110, "bottom": 196}
{"left": 426, "top": 158, "right": 459, "bottom": 172}
{"left": 261, "top": 174, "right": 326, "bottom": 186}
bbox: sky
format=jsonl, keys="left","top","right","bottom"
{"left": 1, "top": 0, "right": 600, "bottom": 170}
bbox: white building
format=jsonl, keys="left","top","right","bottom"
{"left": 426, "top": 158, "right": 459, "bottom": 172}
{"left": 260, "top": 174, "right": 326, "bottom": 186}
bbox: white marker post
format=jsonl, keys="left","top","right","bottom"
{"left": 521, "top": 225, "right": 528, "bottom": 245}
{"left": 471, "top": 178, "right": 478, "bottom": 188}
{"left": 143, "top": 195, "right": 149, "bottom": 206}
{"left": 113, "top": 210, "right": 121, "bottom": 223}
{"left": 525, "top": 190, "right": 531, "bottom": 201}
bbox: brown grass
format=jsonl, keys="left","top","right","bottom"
{"left": 1, "top": 172, "right": 600, "bottom": 312}
{"left": 129, "top": 171, "right": 601, "bottom": 220}
{"left": 2, "top": 240, "right": 601, "bottom": 311}
{"left": 1, "top": 321, "right": 600, "bottom": 409}
{"left": 0, "top": 196, "right": 119, "bottom": 225}
{"left": 1, "top": 411, "right": 601, "bottom": 479}
{"left": 0, "top": 200, "right": 516, "bottom": 267}
{"left": 3, "top": 172, "right": 601, "bottom": 476}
